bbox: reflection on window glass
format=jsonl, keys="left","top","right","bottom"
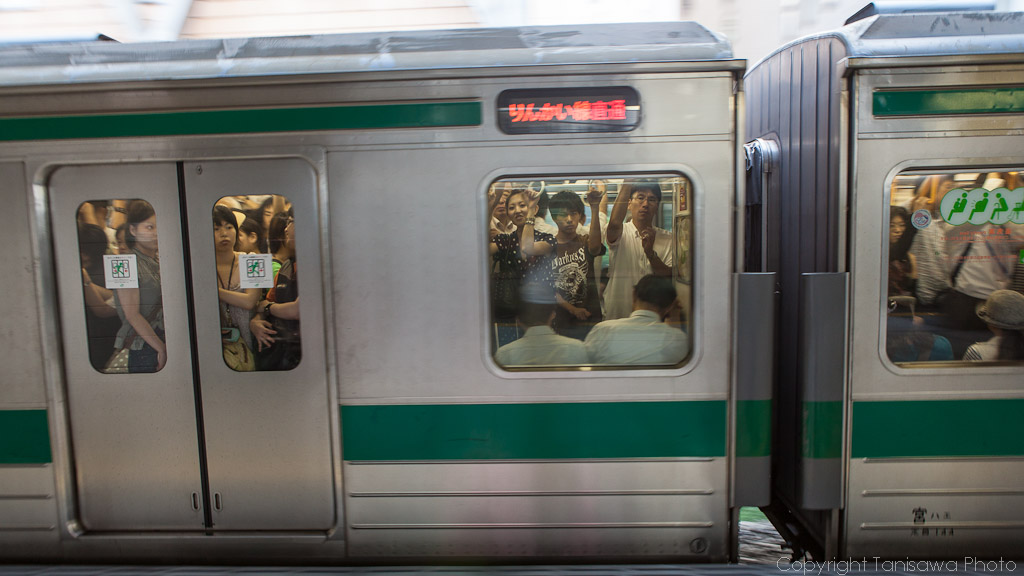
{"left": 77, "top": 199, "right": 166, "bottom": 373}
{"left": 487, "top": 176, "right": 692, "bottom": 369}
{"left": 886, "top": 169, "right": 1024, "bottom": 365}
{"left": 212, "top": 195, "right": 300, "bottom": 371}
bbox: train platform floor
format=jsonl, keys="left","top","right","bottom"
{"left": 0, "top": 563, "right": 1019, "bottom": 576}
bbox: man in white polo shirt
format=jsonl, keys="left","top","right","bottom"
{"left": 603, "top": 181, "right": 674, "bottom": 320}
{"left": 585, "top": 274, "right": 688, "bottom": 366}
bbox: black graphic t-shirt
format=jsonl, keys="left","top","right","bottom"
{"left": 551, "top": 234, "right": 605, "bottom": 338}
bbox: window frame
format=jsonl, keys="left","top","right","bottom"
{"left": 882, "top": 164, "right": 1024, "bottom": 370}
{"left": 211, "top": 194, "right": 302, "bottom": 373}
{"left": 483, "top": 171, "right": 697, "bottom": 373}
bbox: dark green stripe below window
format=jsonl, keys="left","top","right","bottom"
{"left": 341, "top": 401, "right": 726, "bottom": 461}
{"left": 0, "top": 410, "right": 51, "bottom": 464}
{"left": 736, "top": 399, "right": 771, "bottom": 458}
{"left": 0, "top": 101, "right": 482, "bottom": 142}
{"left": 802, "top": 401, "right": 842, "bottom": 459}
{"left": 873, "top": 88, "right": 1024, "bottom": 117}
{"left": 853, "top": 399, "right": 1024, "bottom": 459}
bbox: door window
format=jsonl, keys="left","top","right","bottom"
{"left": 210, "top": 195, "right": 301, "bottom": 372}
{"left": 76, "top": 199, "right": 166, "bottom": 373}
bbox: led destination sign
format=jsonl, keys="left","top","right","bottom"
{"left": 497, "top": 87, "right": 640, "bottom": 134}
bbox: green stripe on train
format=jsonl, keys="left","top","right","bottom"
{"left": 341, "top": 401, "right": 727, "bottom": 461}
{"left": 0, "top": 101, "right": 482, "bottom": 141}
{"left": 0, "top": 410, "right": 51, "bottom": 464}
{"left": 853, "top": 399, "right": 1024, "bottom": 458}
{"left": 873, "top": 88, "right": 1024, "bottom": 116}
{"left": 736, "top": 399, "right": 771, "bottom": 458}
{"left": 803, "top": 401, "right": 842, "bottom": 459}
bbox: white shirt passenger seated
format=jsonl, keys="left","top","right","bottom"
{"left": 585, "top": 274, "right": 688, "bottom": 366}
{"left": 494, "top": 298, "right": 588, "bottom": 367}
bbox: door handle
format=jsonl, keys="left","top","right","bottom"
{"left": 191, "top": 492, "right": 200, "bottom": 511}
{"left": 214, "top": 492, "right": 223, "bottom": 511}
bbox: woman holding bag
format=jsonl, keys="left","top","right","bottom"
{"left": 213, "top": 206, "right": 259, "bottom": 370}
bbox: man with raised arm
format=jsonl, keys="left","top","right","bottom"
{"left": 603, "top": 181, "right": 674, "bottom": 320}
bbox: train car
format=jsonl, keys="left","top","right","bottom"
{"left": 745, "top": 9, "right": 1024, "bottom": 561}
{"left": 0, "top": 23, "right": 771, "bottom": 563}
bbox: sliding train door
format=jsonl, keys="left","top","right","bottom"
{"left": 181, "top": 158, "right": 334, "bottom": 530}
{"left": 52, "top": 163, "right": 202, "bottom": 530}
{"left": 50, "top": 158, "right": 334, "bottom": 532}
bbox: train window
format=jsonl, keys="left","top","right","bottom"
{"left": 488, "top": 175, "right": 692, "bottom": 369}
{"left": 76, "top": 199, "right": 166, "bottom": 373}
{"left": 212, "top": 195, "right": 300, "bottom": 371}
{"left": 886, "top": 169, "right": 1024, "bottom": 365}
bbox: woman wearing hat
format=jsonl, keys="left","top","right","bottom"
{"left": 963, "top": 290, "right": 1024, "bottom": 361}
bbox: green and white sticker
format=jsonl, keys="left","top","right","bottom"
{"left": 940, "top": 187, "right": 1024, "bottom": 226}
{"left": 103, "top": 253, "right": 138, "bottom": 289}
{"left": 239, "top": 253, "right": 274, "bottom": 289}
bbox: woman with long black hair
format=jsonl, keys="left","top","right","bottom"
{"left": 113, "top": 201, "right": 166, "bottom": 373}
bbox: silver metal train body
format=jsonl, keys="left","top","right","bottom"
{"left": 0, "top": 23, "right": 766, "bottom": 563}
{"left": 745, "top": 10, "right": 1024, "bottom": 561}
{"left": 11, "top": 10, "right": 1021, "bottom": 565}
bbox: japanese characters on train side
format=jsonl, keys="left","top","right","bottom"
{"left": 497, "top": 87, "right": 640, "bottom": 135}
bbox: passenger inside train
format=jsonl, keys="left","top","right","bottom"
{"left": 493, "top": 282, "right": 589, "bottom": 366}
{"left": 487, "top": 176, "right": 692, "bottom": 368}
{"left": 489, "top": 184, "right": 556, "bottom": 348}
{"left": 213, "top": 205, "right": 260, "bottom": 371}
{"left": 548, "top": 184, "right": 606, "bottom": 340}
{"left": 964, "top": 289, "right": 1024, "bottom": 361}
{"left": 77, "top": 222, "right": 120, "bottom": 370}
{"left": 584, "top": 274, "right": 689, "bottom": 365}
{"left": 887, "top": 169, "right": 1024, "bottom": 364}
{"left": 604, "top": 181, "right": 674, "bottom": 321}
{"left": 114, "top": 223, "right": 130, "bottom": 255}
{"left": 113, "top": 200, "right": 166, "bottom": 373}
{"left": 250, "top": 207, "right": 301, "bottom": 371}
{"left": 236, "top": 216, "right": 264, "bottom": 255}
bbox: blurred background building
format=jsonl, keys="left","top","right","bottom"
{"left": 3, "top": 0, "right": 1024, "bottom": 63}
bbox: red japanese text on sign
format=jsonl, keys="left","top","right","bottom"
{"left": 508, "top": 99, "right": 628, "bottom": 123}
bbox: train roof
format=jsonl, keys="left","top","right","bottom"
{"left": 750, "top": 11, "right": 1024, "bottom": 73}
{"left": 0, "top": 22, "right": 741, "bottom": 89}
